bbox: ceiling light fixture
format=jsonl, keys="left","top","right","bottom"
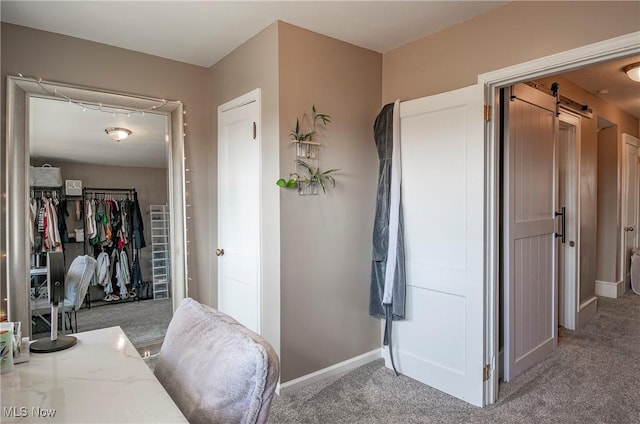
{"left": 105, "top": 127, "right": 132, "bottom": 142}
{"left": 623, "top": 62, "right": 640, "bottom": 82}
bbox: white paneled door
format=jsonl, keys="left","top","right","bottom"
{"left": 217, "top": 90, "right": 261, "bottom": 334}
{"left": 622, "top": 134, "right": 640, "bottom": 288}
{"left": 390, "top": 84, "right": 487, "bottom": 406}
{"left": 503, "top": 83, "right": 559, "bottom": 381}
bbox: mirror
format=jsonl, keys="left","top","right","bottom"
{"left": 4, "top": 76, "right": 187, "bottom": 338}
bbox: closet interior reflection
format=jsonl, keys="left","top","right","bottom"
{"left": 5, "top": 77, "right": 187, "bottom": 348}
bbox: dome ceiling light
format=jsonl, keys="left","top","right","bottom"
{"left": 105, "top": 127, "right": 132, "bottom": 142}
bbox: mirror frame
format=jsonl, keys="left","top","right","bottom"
{"left": 5, "top": 76, "right": 188, "bottom": 337}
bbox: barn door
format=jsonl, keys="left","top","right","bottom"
{"left": 503, "top": 83, "right": 559, "bottom": 381}
{"left": 390, "top": 84, "right": 488, "bottom": 406}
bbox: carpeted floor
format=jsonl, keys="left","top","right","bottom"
{"left": 33, "top": 298, "right": 172, "bottom": 347}
{"left": 269, "top": 292, "right": 640, "bottom": 424}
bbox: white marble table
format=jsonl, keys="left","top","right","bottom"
{"left": 1, "top": 326, "right": 187, "bottom": 423}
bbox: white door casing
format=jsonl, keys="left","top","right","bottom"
{"left": 479, "top": 31, "right": 639, "bottom": 402}
{"left": 503, "top": 83, "right": 559, "bottom": 382}
{"left": 622, "top": 133, "right": 640, "bottom": 289}
{"left": 217, "top": 89, "right": 262, "bottom": 334}
{"left": 558, "top": 112, "right": 581, "bottom": 330}
{"left": 387, "top": 84, "right": 487, "bottom": 406}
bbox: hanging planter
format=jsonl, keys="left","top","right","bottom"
{"left": 295, "top": 160, "right": 338, "bottom": 195}
{"left": 276, "top": 105, "right": 339, "bottom": 195}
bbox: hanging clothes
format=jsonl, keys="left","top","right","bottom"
{"left": 116, "top": 249, "right": 131, "bottom": 299}
{"left": 369, "top": 101, "right": 406, "bottom": 375}
{"left": 29, "top": 199, "right": 38, "bottom": 253}
{"left": 131, "top": 193, "right": 146, "bottom": 249}
{"left": 29, "top": 192, "right": 66, "bottom": 254}
{"left": 369, "top": 101, "right": 406, "bottom": 321}
{"left": 96, "top": 250, "right": 112, "bottom": 294}
{"left": 85, "top": 199, "right": 97, "bottom": 240}
{"left": 131, "top": 250, "right": 143, "bottom": 289}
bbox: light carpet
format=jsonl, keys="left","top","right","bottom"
{"left": 269, "top": 292, "right": 640, "bottom": 424}
{"left": 33, "top": 298, "right": 172, "bottom": 348}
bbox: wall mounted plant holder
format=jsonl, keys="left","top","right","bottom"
{"left": 289, "top": 105, "right": 331, "bottom": 144}
{"left": 297, "top": 179, "right": 319, "bottom": 196}
{"left": 277, "top": 105, "right": 337, "bottom": 195}
{"left": 295, "top": 141, "right": 320, "bottom": 159}
{"left": 296, "top": 160, "right": 338, "bottom": 194}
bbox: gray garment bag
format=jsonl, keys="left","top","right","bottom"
{"left": 369, "top": 103, "right": 406, "bottom": 322}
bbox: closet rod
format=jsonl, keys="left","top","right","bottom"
{"left": 83, "top": 187, "right": 136, "bottom": 193}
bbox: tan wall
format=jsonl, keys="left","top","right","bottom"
{"left": 382, "top": 1, "right": 639, "bottom": 314}
{"left": 1, "top": 23, "right": 210, "bottom": 313}
{"left": 382, "top": 1, "right": 640, "bottom": 103}
{"left": 597, "top": 126, "right": 619, "bottom": 283}
{"left": 208, "top": 23, "right": 281, "bottom": 358}
{"left": 278, "top": 22, "right": 382, "bottom": 382}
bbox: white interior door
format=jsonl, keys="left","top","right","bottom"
{"left": 622, "top": 133, "right": 640, "bottom": 288}
{"left": 388, "top": 84, "right": 487, "bottom": 406}
{"left": 558, "top": 112, "right": 580, "bottom": 330}
{"left": 217, "top": 90, "right": 261, "bottom": 334}
{"left": 503, "top": 83, "right": 559, "bottom": 382}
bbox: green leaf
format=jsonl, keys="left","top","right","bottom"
{"left": 276, "top": 178, "right": 287, "bottom": 187}
{"left": 286, "top": 178, "right": 297, "bottom": 188}
{"left": 296, "top": 160, "right": 313, "bottom": 175}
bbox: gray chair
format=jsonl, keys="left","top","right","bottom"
{"left": 154, "top": 298, "right": 280, "bottom": 424}
{"left": 31, "top": 255, "right": 97, "bottom": 334}
{"left": 61, "top": 255, "right": 97, "bottom": 333}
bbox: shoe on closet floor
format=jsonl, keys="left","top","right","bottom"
{"left": 103, "top": 294, "right": 116, "bottom": 302}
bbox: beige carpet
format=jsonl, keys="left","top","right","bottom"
{"left": 269, "top": 292, "right": 640, "bottom": 423}
{"left": 33, "top": 298, "right": 172, "bottom": 347}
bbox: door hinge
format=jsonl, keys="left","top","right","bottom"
{"left": 483, "top": 364, "right": 491, "bottom": 381}
{"left": 484, "top": 105, "right": 491, "bottom": 122}
{"left": 253, "top": 122, "right": 257, "bottom": 140}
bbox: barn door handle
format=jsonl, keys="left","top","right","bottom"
{"left": 555, "top": 207, "right": 566, "bottom": 244}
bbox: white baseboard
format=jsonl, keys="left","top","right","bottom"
{"left": 577, "top": 296, "right": 598, "bottom": 329}
{"left": 595, "top": 279, "right": 624, "bottom": 298}
{"left": 279, "top": 348, "right": 382, "bottom": 395}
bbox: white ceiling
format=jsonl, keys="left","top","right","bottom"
{"left": 4, "top": 0, "right": 509, "bottom": 168}
{"left": 562, "top": 55, "right": 640, "bottom": 119}
{"left": 0, "top": 1, "right": 507, "bottom": 67}
{"left": 4, "top": 1, "right": 639, "bottom": 168}
{"left": 29, "top": 97, "right": 169, "bottom": 168}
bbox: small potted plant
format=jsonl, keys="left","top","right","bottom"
{"left": 290, "top": 106, "right": 331, "bottom": 159}
{"left": 295, "top": 160, "right": 339, "bottom": 195}
{"left": 276, "top": 173, "right": 300, "bottom": 189}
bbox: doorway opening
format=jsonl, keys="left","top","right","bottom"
{"left": 478, "top": 33, "right": 640, "bottom": 394}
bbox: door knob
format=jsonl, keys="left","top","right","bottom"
{"left": 215, "top": 248, "right": 224, "bottom": 257}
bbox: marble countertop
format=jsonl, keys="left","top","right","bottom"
{"left": 1, "top": 326, "right": 187, "bottom": 423}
